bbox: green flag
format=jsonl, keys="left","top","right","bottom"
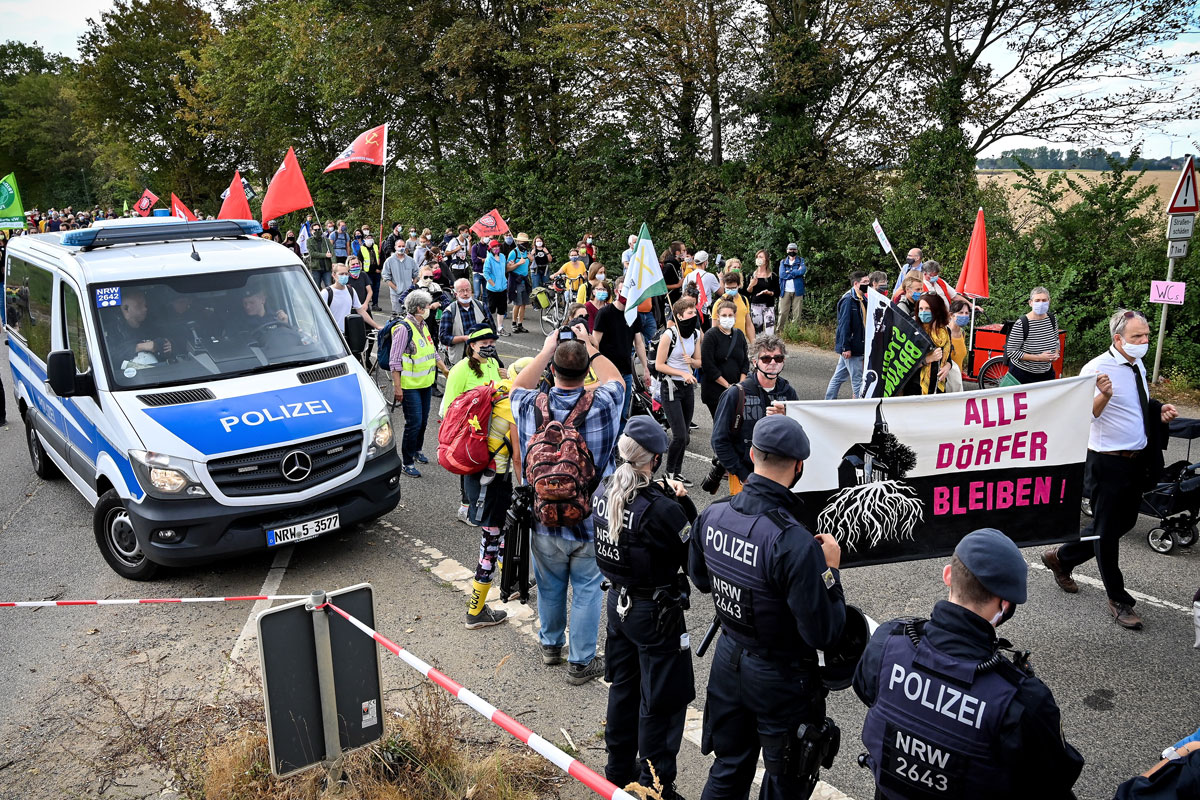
{"left": 0, "top": 173, "right": 25, "bottom": 230}
{"left": 123, "top": 198, "right": 129, "bottom": 215}
{"left": 622, "top": 222, "right": 666, "bottom": 325}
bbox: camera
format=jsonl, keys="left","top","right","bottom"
{"left": 701, "top": 457, "right": 726, "bottom": 495}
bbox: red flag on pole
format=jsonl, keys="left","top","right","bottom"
{"left": 170, "top": 193, "right": 197, "bottom": 221}
{"left": 134, "top": 188, "right": 159, "bottom": 217}
{"left": 260, "top": 147, "right": 314, "bottom": 225}
{"left": 696, "top": 272, "right": 709, "bottom": 322}
{"left": 957, "top": 207, "right": 989, "bottom": 299}
{"left": 323, "top": 123, "right": 388, "bottom": 173}
{"left": 469, "top": 209, "right": 509, "bottom": 239}
{"left": 217, "top": 171, "right": 253, "bottom": 220}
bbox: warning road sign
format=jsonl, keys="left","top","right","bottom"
{"left": 1167, "top": 155, "right": 1198, "bottom": 214}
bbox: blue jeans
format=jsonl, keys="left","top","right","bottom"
{"left": 824, "top": 354, "right": 864, "bottom": 399}
{"left": 400, "top": 385, "right": 433, "bottom": 465}
{"left": 638, "top": 310, "right": 657, "bottom": 344}
{"left": 531, "top": 271, "right": 545, "bottom": 290}
{"left": 473, "top": 272, "right": 486, "bottom": 298}
{"left": 531, "top": 533, "right": 604, "bottom": 666}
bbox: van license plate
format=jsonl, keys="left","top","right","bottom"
{"left": 267, "top": 513, "right": 339, "bottom": 547}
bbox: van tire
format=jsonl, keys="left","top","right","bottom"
{"left": 94, "top": 490, "right": 159, "bottom": 581}
{"left": 26, "top": 418, "right": 61, "bottom": 480}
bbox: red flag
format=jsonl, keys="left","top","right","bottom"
{"left": 218, "top": 171, "right": 253, "bottom": 220}
{"left": 170, "top": 193, "right": 197, "bottom": 221}
{"left": 323, "top": 123, "right": 388, "bottom": 172}
{"left": 696, "top": 272, "right": 709, "bottom": 321}
{"left": 134, "top": 188, "right": 159, "bottom": 217}
{"left": 260, "top": 148, "right": 313, "bottom": 225}
{"left": 469, "top": 209, "right": 509, "bottom": 238}
{"left": 956, "top": 207, "right": 989, "bottom": 299}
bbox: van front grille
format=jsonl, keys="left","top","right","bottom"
{"left": 207, "top": 431, "right": 362, "bottom": 497}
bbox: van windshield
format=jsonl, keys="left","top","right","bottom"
{"left": 93, "top": 266, "right": 349, "bottom": 390}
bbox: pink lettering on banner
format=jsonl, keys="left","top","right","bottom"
{"left": 935, "top": 431, "right": 1049, "bottom": 468}
{"left": 932, "top": 477, "right": 1055, "bottom": 516}
{"left": 963, "top": 393, "right": 1029, "bottom": 428}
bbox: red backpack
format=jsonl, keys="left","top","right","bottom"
{"left": 437, "top": 383, "right": 499, "bottom": 475}
{"left": 523, "top": 391, "right": 597, "bottom": 527}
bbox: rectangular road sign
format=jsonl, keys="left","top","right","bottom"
{"left": 258, "top": 584, "right": 383, "bottom": 777}
{"left": 1168, "top": 214, "right": 1194, "bottom": 241}
{"left": 1150, "top": 280, "right": 1186, "bottom": 305}
{"left": 1168, "top": 240, "right": 1189, "bottom": 259}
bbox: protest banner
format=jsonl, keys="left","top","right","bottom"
{"left": 470, "top": 209, "right": 509, "bottom": 238}
{"left": 785, "top": 376, "right": 1093, "bottom": 567}
{"left": 860, "top": 287, "right": 933, "bottom": 398}
{"left": 0, "top": 173, "right": 25, "bottom": 229}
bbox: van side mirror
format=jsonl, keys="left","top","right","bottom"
{"left": 47, "top": 350, "right": 79, "bottom": 396}
{"left": 344, "top": 315, "right": 367, "bottom": 355}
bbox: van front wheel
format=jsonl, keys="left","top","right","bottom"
{"left": 26, "top": 417, "right": 61, "bottom": 480}
{"left": 93, "top": 490, "right": 159, "bottom": 581}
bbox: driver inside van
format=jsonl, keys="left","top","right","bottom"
{"left": 227, "top": 287, "right": 289, "bottom": 338}
{"left": 110, "top": 290, "right": 172, "bottom": 368}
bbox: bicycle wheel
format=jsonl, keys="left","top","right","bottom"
{"left": 977, "top": 356, "right": 1008, "bottom": 390}
{"left": 541, "top": 296, "right": 561, "bottom": 334}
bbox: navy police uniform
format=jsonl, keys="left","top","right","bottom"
{"left": 592, "top": 417, "right": 698, "bottom": 798}
{"left": 689, "top": 415, "right": 846, "bottom": 800}
{"left": 854, "top": 529, "right": 1084, "bottom": 799}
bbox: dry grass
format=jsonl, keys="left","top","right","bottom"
{"left": 977, "top": 168, "right": 1180, "bottom": 220}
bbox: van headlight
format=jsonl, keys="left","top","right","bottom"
{"left": 367, "top": 412, "right": 394, "bottom": 458}
{"left": 129, "top": 450, "right": 207, "bottom": 498}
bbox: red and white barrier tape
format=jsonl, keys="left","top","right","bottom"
{"left": 0, "top": 594, "right": 308, "bottom": 608}
{"left": 319, "top": 600, "right": 638, "bottom": 800}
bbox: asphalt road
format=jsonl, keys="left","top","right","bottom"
{"left": 1, "top": 321, "right": 1198, "bottom": 800}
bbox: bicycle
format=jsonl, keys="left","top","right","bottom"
{"left": 539, "top": 276, "right": 572, "bottom": 334}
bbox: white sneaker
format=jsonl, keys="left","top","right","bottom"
{"left": 457, "top": 505, "right": 478, "bottom": 526}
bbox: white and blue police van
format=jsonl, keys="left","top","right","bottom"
{"left": 3, "top": 217, "right": 401, "bottom": 579}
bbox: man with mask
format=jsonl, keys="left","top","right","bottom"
{"left": 440, "top": 278, "right": 490, "bottom": 365}
{"left": 406, "top": 227, "right": 420, "bottom": 256}
{"left": 891, "top": 246, "right": 923, "bottom": 296}
{"left": 307, "top": 224, "right": 333, "bottom": 288}
{"left": 825, "top": 271, "right": 869, "bottom": 400}
{"left": 778, "top": 242, "right": 807, "bottom": 329}
{"left": 592, "top": 277, "right": 651, "bottom": 428}
{"left": 1042, "top": 309, "right": 1177, "bottom": 630}
{"left": 690, "top": 414, "right": 846, "bottom": 800}
{"left": 382, "top": 242, "right": 418, "bottom": 313}
{"left": 855, "top": 528, "right": 1084, "bottom": 798}
{"left": 344, "top": 257, "right": 374, "bottom": 311}
{"left": 330, "top": 220, "right": 351, "bottom": 262}
{"left": 711, "top": 333, "right": 798, "bottom": 495}
{"left": 359, "top": 230, "right": 384, "bottom": 310}
{"left": 445, "top": 225, "right": 472, "bottom": 283}
{"left": 507, "top": 232, "right": 533, "bottom": 333}
{"left": 381, "top": 221, "right": 404, "bottom": 261}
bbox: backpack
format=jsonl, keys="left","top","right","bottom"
{"left": 1000, "top": 311, "right": 1057, "bottom": 365}
{"left": 438, "top": 383, "right": 502, "bottom": 475}
{"left": 523, "top": 390, "right": 597, "bottom": 527}
{"left": 648, "top": 328, "right": 680, "bottom": 402}
{"left": 375, "top": 317, "right": 405, "bottom": 371}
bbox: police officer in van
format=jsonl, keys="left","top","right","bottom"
{"left": 689, "top": 414, "right": 846, "bottom": 800}
{"left": 593, "top": 416, "right": 697, "bottom": 800}
{"left": 853, "top": 528, "right": 1084, "bottom": 799}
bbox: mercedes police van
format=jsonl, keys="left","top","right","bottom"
{"left": 3, "top": 217, "right": 401, "bottom": 579}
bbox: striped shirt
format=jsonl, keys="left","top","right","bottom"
{"left": 1005, "top": 315, "right": 1059, "bottom": 373}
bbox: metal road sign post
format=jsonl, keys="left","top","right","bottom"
{"left": 1152, "top": 156, "right": 1198, "bottom": 383}
{"left": 257, "top": 583, "right": 384, "bottom": 779}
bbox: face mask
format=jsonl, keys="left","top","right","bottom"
{"left": 337, "top": 275, "right": 349, "bottom": 285}
{"left": 504, "top": 236, "right": 513, "bottom": 245}
{"left": 596, "top": 272, "right": 606, "bottom": 281}
{"left": 410, "top": 231, "right": 417, "bottom": 237}
{"left": 1032, "top": 300, "right": 1049, "bottom": 315}
{"left": 912, "top": 290, "right": 923, "bottom": 302}
{"left": 586, "top": 237, "right": 592, "bottom": 244}
{"left": 350, "top": 268, "right": 362, "bottom": 278}
{"left": 419, "top": 308, "right": 430, "bottom": 319}
{"left": 955, "top": 314, "right": 970, "bottom": 327}
{"left": 918, "top": 310, "right": 933, "bottom": 323}
{"left": 725, "top": 288, "right": 738, "bottom": 296}
{"left": 677, "top": 316, "right": 698, "bottom": 338}
{"left": 596, "top": 291, "right": 609, "bottom": 301}
{"left": 990, "top": 601, "right": 1016, "bottom": 627}
{"left": 756, "top": 257, "right": 766, "bottom": 267}
{"left": 719, "top": 316, "right": 735, "bottom": 331}
{"left": 364, "top": 238, "right": 374, "bottom": 246}
{"left": 787, "top": 252, "right": 797, "bottom": 259}
{"left": 419, "top": 277, "right": 431, "bottom": 287}
{"left": 478, "top": 344, "right": 498, "bottom": 359}
{"left": 458, "top": 296, "right": 472, "bottom": 305}
{"left": 535, "top": 240, "right": 543, "bottom": 248}
{"left": 1122, "top": 339, "right": 1149, "bottom": 359}
{"left": 906, "top": 256, "right": 916, "bottom": 265}
{"left": 858, "top": 283, "right": 870, "bottom": 294}
{"left": 788, "top": 463, "right": 805, "bottom": 490}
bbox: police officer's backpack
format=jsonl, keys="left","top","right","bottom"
{"left": 374, "top": 317, "right": 405, "bottom": 372}
{"left": 523, "top": 391, "right": 597, "bottom": 527}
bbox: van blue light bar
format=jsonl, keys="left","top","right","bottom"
{"left": 59, "top": 220, "right": 264, "bottom": 250}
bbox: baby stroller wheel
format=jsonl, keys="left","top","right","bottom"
{"left": 1146, "top": 527, "right": 1175, "bottom": 554}
{"left": 1173, "top": 524, "right": 1197, "bottom": 548}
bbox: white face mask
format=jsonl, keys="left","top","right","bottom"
{"left": 990, "top": 604, "right": 1007, "bottom": 626}
{"left": 596, "top": 272, "right": 606, "bottom": 281}
{"left": 535, "top": 241, "right": 543, "bottom": 248}
{"left": 364, "top": 238, "right": 374, "bottom": 246}
{"left": 1121, "top": 338, "right": 1148, "bottom": 359}
{"left": 718, "top": 316, "right": 736, "bottom": 331}
{"left": 756, "top": 257, "right": 766, "bottom": 267}
{"left": 458, "top": 296, "right": 472, "bottom": 305}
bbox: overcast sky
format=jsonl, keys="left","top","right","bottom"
{"left": 3, "top": 0, "right": 1195, "bottom": 160}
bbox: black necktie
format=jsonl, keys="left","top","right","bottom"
{"left": 1126, "top": 361, "right": 1151, "bottom": 437}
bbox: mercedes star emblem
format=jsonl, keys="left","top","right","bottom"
{"left": 280, "top": 450, "right": 313, "bottom": 482}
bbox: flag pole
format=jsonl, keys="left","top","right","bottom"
{"left": 377, "top": 123, "right": 388, "bottom": 244}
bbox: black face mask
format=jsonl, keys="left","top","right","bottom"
{"left": 478, "top": 344, "right": 498, "bottom": 360}
{"left": 788, "top": 463, "right": 804, "bottom": 490}
{"left": 652, "top": 454, "right": 663, "bottom": 474}
{"left": 677, "top": 317, "right": 698, "bottom": 338}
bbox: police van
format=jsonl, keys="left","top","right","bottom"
{"left": 3, "top": 217, "right": 401, "bottom": 579}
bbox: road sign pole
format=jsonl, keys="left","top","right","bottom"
{"left": 306, "top": 589, "right": 344, "bottom": 784}
{"left": 1151, "top": 257, "right": 1176, "bottom": 383}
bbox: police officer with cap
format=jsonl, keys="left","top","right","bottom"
{"left": 689, "top": 414, "right": 846, "bottom": 800}
{"left": 854, "top": 528, "right": 1084, "bottom": 799}
{"left": 593, "top": 416, "right": 697, "bottom": 800}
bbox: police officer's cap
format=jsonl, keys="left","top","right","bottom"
{"left": 953, "top": 528, "right": 1027, "bottom": 604}
{"left": 623, "top": 416, "right": 669, "bottom": 455}
{"left": 750, "top": 415, "right": 810, "bottom": 462}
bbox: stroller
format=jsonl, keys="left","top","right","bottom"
{"left": 629, "top": 371, "right": 670, "bottom": 432}
{"left": 1141, "top": 418, "right": 1200, "bottom": 554}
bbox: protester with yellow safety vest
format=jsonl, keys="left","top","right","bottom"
{"left": 390, "top": 289, "right": 444, "bottom": 477}
{"left": 359, "top": 234, "right": 383, "bottom": 311}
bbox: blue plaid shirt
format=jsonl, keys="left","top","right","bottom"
{"left": 512, "top": 381, "right": 624, "bottom": 542}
